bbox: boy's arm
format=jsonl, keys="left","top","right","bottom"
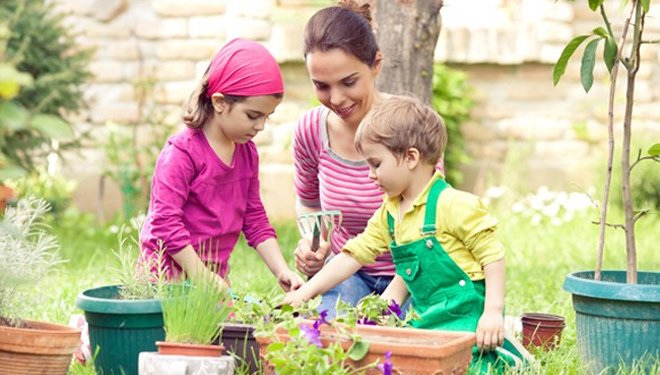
{"left": 255, "top": 238, "right": 304, "bottom": 292}
{"left": 281, "top": 252, "right": 362, "bottom": 306}
{"left": 380, "top": 275, "right": 410, "bottom": 306}
{"left": 477, "top": 257, "right": 505, "bottom": 352}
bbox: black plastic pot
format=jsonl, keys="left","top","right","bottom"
{"left": 217, "top": 322, "right": 259, "bottom": 374}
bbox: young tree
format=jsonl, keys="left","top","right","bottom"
{"left": 368, "top": 0, "right": 444, "bottom": 104}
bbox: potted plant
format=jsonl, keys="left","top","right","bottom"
{"left": 553, "top": 1, "right": 660, "bottom": 373}
{"left": 156, "top": 272, "right": 231, "bottom": 356}
{"left": 0, "top": 197, "right": 81, "bottom": 375}
{"left": 75, "top": 229, "right": 169, "bottom": 375}
{"left": 255, "top": 296, "right": 475, "bottom": 375}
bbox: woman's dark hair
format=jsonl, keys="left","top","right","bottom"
{"left": 303, "top": 0, "right": 380, "bottom": 67}
{"left": 182, "top": 67, "right": 283, "bottom": 129}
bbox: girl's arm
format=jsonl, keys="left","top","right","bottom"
{"left": 282, "top": 252, "right": 362, "bottom": 306}
{"left": 380, "top": 275, "right": 410, "bottom": 306}
{"left": 172, "top": 244, "right": 230, "bottom": 292}
{"left": 255, "top": 237, "right": 304, "bottom": 292}
{"left": 477, "top": 257, "right": 505, "bottom": 352}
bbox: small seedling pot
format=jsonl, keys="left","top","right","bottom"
{"left": 521, "top": 313, "right": 566, "bottom": 351}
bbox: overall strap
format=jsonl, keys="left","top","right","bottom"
{"left": 387, "top": 211, "right": 395, "bottom": 239}
{"left": 421, "top": 179, "right": 451, "bottom": 236}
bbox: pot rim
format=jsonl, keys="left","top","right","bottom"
{"left": 563, "top": 270, "right": 660, "bottom": 302}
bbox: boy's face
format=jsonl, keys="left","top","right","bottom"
{"left": 361, "top": 141, "right": 410, "bottom": 198}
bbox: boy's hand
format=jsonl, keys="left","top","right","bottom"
{"left": 281, "top": 288, "right": 308, "bottom": 308}
{"left": 294, "top": 237, "right": 331, "bottom": 276}
{"left": 277, "top": 269, "right": 305, "bottom": 292}
{"left": 476, "top": 310, "right": 504, "bottom": 352}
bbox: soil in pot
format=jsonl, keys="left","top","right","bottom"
{"left": 521, "top": 313, "right": 566, "bottom": 351}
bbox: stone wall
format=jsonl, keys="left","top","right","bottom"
{"left": 51, "top": 0, "right": 660, "bottom": 220}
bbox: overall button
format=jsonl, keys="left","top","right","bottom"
{"left": 406, "top": 268, "right": 412, "bottom": 276}
{"left": 459, "top": 279, "right": 466, "bottom": 287}
{"left": 426, "top": 239, "right": 433, "bottom": 249}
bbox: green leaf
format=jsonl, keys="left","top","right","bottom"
{"left": 588, "top": 0, "right": 604, "bottom": 11}
{"left": 0, "top": 101, "right": 29, "bottom": 131}
{"left": 553, "top": 35, "right": 590, "bottom": 86}
{"left": 592, "top": 27, "right": 608, "bottom": 38}
{"left": 603, "top": 35, "right": 618, "bottom": 74}
{"left": 648, "top": 143, "right": 660, "bottom": 156}
{"left": 580, "top": 38, "right": 600, "bottom": 93}
{"left": 267, "top": 341, "right": 285, "bottom": 352}
{"left": 641, "top": 0, "right": 650, "bottom": 14}
{"left": 0, "top": 164, "right": 27, "bottom": 180}
{"left": 347, "top": 340, "right": 371, "bottom": 361}
{"left": 29, "top": 114, "right": 73, "bottom": 139}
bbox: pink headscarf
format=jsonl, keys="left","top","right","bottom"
{"left": 205, "top": 38, "right": 284, "bottom": 98}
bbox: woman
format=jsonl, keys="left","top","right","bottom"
{"left": 293, "top": 0, "right": 443, "bottom": 317}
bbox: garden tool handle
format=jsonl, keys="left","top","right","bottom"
{"left": 310, "top": 220, "right": 320, "bottom": 252}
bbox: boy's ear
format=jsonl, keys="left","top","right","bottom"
{"left": 405, "top": 147, "right": 421, "bottom": 169}
{"left": 211, "top": 93, "right": 226, "bottom": 113}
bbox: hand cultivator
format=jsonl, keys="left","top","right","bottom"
{"left": 296, "top": 210, "right": 342, "bottom": 252}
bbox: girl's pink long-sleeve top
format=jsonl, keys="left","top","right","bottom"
{"left": 140, "top": 128, "right": 276, "bottom": 278}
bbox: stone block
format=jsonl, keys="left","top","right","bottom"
{"left": 85, "top": 83, "right": 136, "bottom": 103}
{"left": 156, "top": 40, "right": 222, "bottom": 60}
{"left": 460, "top": 122, "right": 498, "bottom": 143}
{"left": 506, "top": 80, "right": 558, "bottom": 101}
{"left": 534, "top": 140, "right": 590, "bottom": 160}
{"left": 189, "top": 16, "right": 227, "bottom": 39}
{"left": 269, "top": 23, "right": 304, "bottom": 62}
{"left": 144, "top": 61, "right": 197, "bottom": 81}
{"left": 152, "top": 0, "right": 226, "bottom": 17}
{"left": 136, "top": 18, "right": 188, "bottom": 39}
{"left": 226, "top": 17, "right": 271, "bottom": 41}
{"left": 107, "top": 40, "right": 141, "bottom": 60}
{"left": 91, "top": 102, "right": 141, "bottom": 124}
{"left": 88, "top": 61, "right": 125, "bottom": 83}
{"left": 494, "top": 117, "right": 570, "bottom": 141}
{"left": 139, "top": 352, "right": 236, "bottom": 375}
{"left": 90, "top": 0, "right": 128, "bottom": 22}
{"left": 155, "top": 81, "right": 198, "bottom": 105}
{"left": 73, "top": 16, "right": 132, "bottom": 38}
{"left": 226, "top": 0, "right": 273, "bottom": 19}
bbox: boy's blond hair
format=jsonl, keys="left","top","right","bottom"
{"left": 355, "top": 95, "right": 447, "bottom": 164}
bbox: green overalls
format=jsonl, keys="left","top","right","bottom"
{"left": 387, "top": 179, "right": 524, "bottom": 374}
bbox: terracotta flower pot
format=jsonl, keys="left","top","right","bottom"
{"left": 257, "top": 320, "right": 475, "bottom": 375}
{"left": 156, "top": 341, "right": 225, "bottom": 357}
{"left": 521, "top": 313, "right": 566, "bottom": 351}
{"left": 0, "top": 319, "right": 82, "bottom": 375}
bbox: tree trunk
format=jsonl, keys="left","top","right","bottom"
{"left": 367, "top": 0, "right": 443, "bottom": 104}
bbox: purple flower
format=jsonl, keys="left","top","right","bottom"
{"left": 314, "top": 310, "right": 330, "bottom": 329}
{"left": 357, "top": 317, "right": 378, "bottom": 326}
{"left": 377, "top": 350, "right": 393, "bottom": 375}
{"left": 387, "top": 300, "right": 403, "bottom": 318}
{"left": 300, "top": 323, "right": 322, "bottom": 348}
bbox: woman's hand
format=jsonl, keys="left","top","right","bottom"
{"left": 476, "top": 310, "right": 504, "bottom": 352}
{"left": 294, "top": 237, "right": 331, "bottom": 277}
{"left": 277, "top": 268, "right": 305, "bottom": 292}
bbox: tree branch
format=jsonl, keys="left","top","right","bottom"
{"left": 592, "top": 220, "right": 626, "bottom": 231}
{"left": 630, "top": 155, "right": 657, "bottom": 171}
{"left": 641, "top": 40, "right": 660, "bottom": 44}
{"left": 633, "top": 209, "right": 650, "bottom": 223}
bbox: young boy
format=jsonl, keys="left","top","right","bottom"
{"left": 283, "top": 96, "right": 528, "bottom": 374}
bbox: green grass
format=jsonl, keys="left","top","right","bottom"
{"left": 25, "top": 207, "right": 660, "bottom": 374}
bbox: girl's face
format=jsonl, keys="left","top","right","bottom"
{"left": 306, "top": 48, "right": 381, "bottom": 126}
{"left": 360, "top": 141, "right": 410, "bottom": 198}
{"left": 214, "top": 95, "right": 282, "bottom": 144}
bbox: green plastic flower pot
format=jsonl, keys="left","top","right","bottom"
{"left": 76, "top": 285, "right": 164, "bottom": 375}
{"left": 563, "top": 270, "right": 660, "bottom": 375}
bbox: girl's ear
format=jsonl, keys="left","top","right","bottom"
{"left": 405, "top": 147, "right": 421, "bottom": 169}
{"left": 211, "top": 93, "right": 226, "bottom": 113}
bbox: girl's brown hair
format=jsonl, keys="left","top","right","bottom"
{"left": 182, "top": 66, "right": 283, "bottom": 129}
{"left": 355, "top": 96, "right": 447, "bottom": 165}
{"left": 303, "top": 0, "right": 380, "bottom": 67}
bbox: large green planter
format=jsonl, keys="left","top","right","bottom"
{"left": 563, "top": 270, "right": 660, "bottom": 375}
{"left": 75, "top": 285, "right": 164, "bottom": 375}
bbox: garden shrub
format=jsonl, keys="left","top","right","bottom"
{"left": 431, "top": 63, "right": 475, "bottom": 186}
{"left": 0, "top": 0, "right": 92, "bottom": 172}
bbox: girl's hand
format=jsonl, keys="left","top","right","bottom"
{"left": 277, "top": 268, "right": 305, "bottom": 292}
{"left": 476, "top": 310, "right": 504, "bottom": 352}
{"left": 294, "top": 237, "right": 331, "bottom": 277}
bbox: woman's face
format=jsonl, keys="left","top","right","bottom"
{"left": 306, "top": 48, "right": 381, "bottom": 126}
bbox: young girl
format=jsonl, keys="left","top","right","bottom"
{"left": 284, "top": 96, "right": 529, "bottom": 374}
{"left": 140, "top": 38, "right": 303, "bottom": 293}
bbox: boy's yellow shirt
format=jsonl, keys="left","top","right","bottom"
{"left": 343, "top": 171, "right": 504, "bottom": 281}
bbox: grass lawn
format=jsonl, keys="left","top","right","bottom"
{"left": 23, "top": 205, "right": 660, "bottom": 374}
